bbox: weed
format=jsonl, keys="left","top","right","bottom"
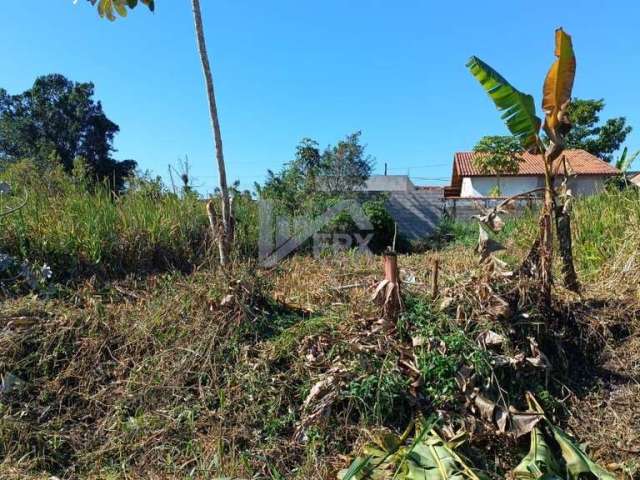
{"left": 402, "top": 297, "right": 490, "bottom": 407}
{"left": 345, "top": 356, "right": 411, "bottom": 424}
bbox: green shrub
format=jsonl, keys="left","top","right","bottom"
{"left": 361, "top": 198, "right": 398, "bottom": 252}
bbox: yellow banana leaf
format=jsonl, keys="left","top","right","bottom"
{"left": 542, "top": 28, "right": 576, "bottom": 131}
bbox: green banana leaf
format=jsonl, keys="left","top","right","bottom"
{"left": 616, "top": 147, "right": 640, "bottom": 173}
{"left": 548, "top": 423, "right": 617, "bottom": 480}
{"left": 338, "top": 443, "right": 400, "bottom": 480}
{"left": 406, "top": 433, "right": 490, "bottom": 480}
{"left": 512, "top": 426, "right": 562, "bottom": 479}
{"left": 467, "top": 56, "right": 541, "bottom": 151}
{"left": 338, "top": 431, "right": 405, "bottom": 480}
{"left": 338, "top": 428, "right": 489, "bottom": 480}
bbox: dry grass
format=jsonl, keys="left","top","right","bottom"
{"left": 1, "top": 232, "right": 640, "bottom": 479}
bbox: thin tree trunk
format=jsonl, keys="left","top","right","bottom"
{"left": 191, "top": 0, "right": 232, "bottom": 265}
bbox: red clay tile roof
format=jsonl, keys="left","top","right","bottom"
{"left": 454, "top": 149, "right": 619, "bottom": 177}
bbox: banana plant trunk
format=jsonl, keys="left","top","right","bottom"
{"left": 539, "top": 155, "right": 554, "bottom": 307}
{"left": 554, "top": 203, "right": 579, "bottom": 292}
{"left": 191, "top": 0, "right": 233, "bottom": 265}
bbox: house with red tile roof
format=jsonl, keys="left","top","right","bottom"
{"left": 444, "top": 149, "right": 619, "bottom": 198}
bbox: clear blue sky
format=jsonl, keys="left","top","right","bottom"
{"left": 1, "top": 1, "right": 639, "bottom": 193}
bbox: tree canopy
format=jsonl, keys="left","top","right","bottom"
{"left": 0, "top": 74, "right": 135, "bottom": 191}
{"left": 564, "top": 98, "right": 631, "bottom": 162}
{"left": 472, "top": 136, "right": 523, "bottom": 195}
{"left": 257, "top": 132, "right": 374, "bottom": 213}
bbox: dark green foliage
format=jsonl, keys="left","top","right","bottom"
{"left": 362, "top": 199, "right": 396, "bottom": 252}
{"left": 0, "top": 74, "right": 135, "bottom": 191}
{"left": 257, "top": 132, "right": 374, "bottom": 213}
{"left": 564, "top": 98, "right": 632, "bottom": 162}
{"left": 427, "top": 217, "right": 478, "bottom": 250}
{"left": 345, "top": 357, "right": 411, "bottom": 424}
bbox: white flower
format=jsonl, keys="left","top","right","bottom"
{"left": 41, "top": 264, "right": 53, "bottom": 280}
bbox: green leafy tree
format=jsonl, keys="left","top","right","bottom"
{"left": 0, "top": 74, "right": 135, "bottom": 191}
{"left": 320, "top": 132, "right": 375, "bottom": 195}
{"left": 564, "top": 98, "right": 631, "bottom": 162}
{"left": 257, "top": 132, "right": 374, "bottom": 215}
{"left": 472, "top": 136, "right": 523, "bottom": 196}
{"left": 256, "top": 138, "right": 321, "bottom": 215}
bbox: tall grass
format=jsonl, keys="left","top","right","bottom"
{"left": 571, "top": 186, "right": 640, "bottom": 276}
{"left": 0, "top": 160, "right": 210, "bottom": 279}
{"left": 443, "top": 186, "right": 640, "bottom": 279}
{"left": 503, "top": 186, "right": 640, "bottom": 277}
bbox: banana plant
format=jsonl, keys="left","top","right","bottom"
{"left": 513, "top": 394, "right": 617, "bottom": 480}
{"left": 614, "top": 146, "right": 640, "bottom": 188}
{"left": 615, "top": 147, "right": 640, "bottom": 173}
{"left": 467, "top": 28, "right": 579, "bottom": 300}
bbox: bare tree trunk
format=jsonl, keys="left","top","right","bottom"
{"left": 191, "top": 0, "right": 232, "bottom": 265}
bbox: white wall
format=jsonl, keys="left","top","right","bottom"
{"left": 460, "top": 176, "right": 541, "bottom": 197}
{"left": 565, "top": 176, "right": 606, "bottom": 196}
{"left": 460, "top": 175, "right": 609, "bottom": 197}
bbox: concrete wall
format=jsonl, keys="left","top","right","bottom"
{"left": 362, "top": 175, "right": 414, "bottom": 192}
{"left": 444, "top": 197, "right": 540, "bottom": 221}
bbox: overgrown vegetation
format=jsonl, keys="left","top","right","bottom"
{"left": 256, "top": 133, "right": 401, "bottom": 254}
{"left": 1, "top": 181, "right": 639, "bottom": 477}
{"left": 433, "top": 186, "right": 640, "bottom": 284}
{"left": 0, "top": 160, "right": 210, "bottom": 280}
